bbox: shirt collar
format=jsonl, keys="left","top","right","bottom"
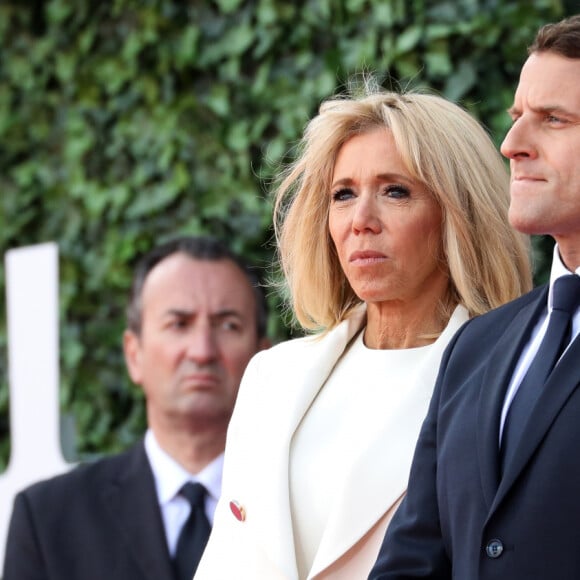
{"left": 144, "top": 429, "right": 224, "bottom": 507}
{"left": 548, "top": 243, "right": 580, "bottom": 310}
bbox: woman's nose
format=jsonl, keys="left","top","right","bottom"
{"left": 352, "top": 195, "right": 382, "bottom": 234}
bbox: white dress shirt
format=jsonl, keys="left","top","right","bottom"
{"left": 144, "top": 429, "right": 223, "bottom": 555}
{"left": 499, "top": 244, "right": 580, "bottom": 444}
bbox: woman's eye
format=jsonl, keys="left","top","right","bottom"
{"left": 331, "top": 188, "right": 354, "bottom": 202}
{"left": 385, "top": 185, "right": 410, "bottom": 199}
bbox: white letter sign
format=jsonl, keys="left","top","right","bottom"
{"left": 0, "top": 243, "right": 72, "bottom": 567}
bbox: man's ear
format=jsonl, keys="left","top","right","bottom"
{"left": 123, "top": 329, "right": 143, "bottom": 385}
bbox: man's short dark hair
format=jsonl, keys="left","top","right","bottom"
{"left": 127, "top": 236, "right": 268, "bottom": 339}
{"left": 529, "top": 14, "right": 580, "bottom": 58}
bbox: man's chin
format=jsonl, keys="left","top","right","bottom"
{"left": 508, "top": 211, "right": 547, "bottom": 236}
{"left": 178, "top": 402, "right": 231, "bottom": 425}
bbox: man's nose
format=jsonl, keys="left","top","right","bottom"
{"left": 500, "top": 116, "right": 537, "bottom": 160}
{"left": 185, "top": 324, "right": 218, "bottom": 364}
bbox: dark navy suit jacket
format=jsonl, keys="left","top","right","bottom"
{"left": 370, "top": 284, "right": 580, "bottom": 579}
{"left": 3, "top": 440, "right": 175, "bottom": 580}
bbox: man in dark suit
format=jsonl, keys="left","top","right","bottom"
{"left": 369, "top": 14, "right": 580, "bottom": 580}
{"left": 2, "top": 236, "right": 270, "bottom": 580}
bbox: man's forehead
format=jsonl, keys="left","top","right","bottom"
{"left": 165, "top": 306, "right": 246, "bottom": 320}
{"left": 142, "top": 254, "right": 255, "bottom": 313}
{"left": 514, "top": 52, "right": 580, "bottom": 110}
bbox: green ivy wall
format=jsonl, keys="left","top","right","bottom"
{"left": 0, "top": 0, "right": 571, "bottom": 467}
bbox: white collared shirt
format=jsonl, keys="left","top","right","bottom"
{"left": 144, "top": 429, "right": 223, "bottom": 555}
{"left": 499, "top": 244, "right": 580, "bottom": 444}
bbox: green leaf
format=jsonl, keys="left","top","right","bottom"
{"left": 444, "top": 60, "right": 477, "bottom": 101}
{"left": 395, "top": 25, "right": 422, "bottom": 54}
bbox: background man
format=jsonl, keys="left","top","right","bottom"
{"left": 2, "top": 235, "right": 270, "bottom": 580}
{"left": 370, "top": 14, "right": 580, "bottom": 580}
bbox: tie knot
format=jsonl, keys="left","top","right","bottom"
{"left": 180, "top": 481, "right": 207, "bottom": 509}
{"left": 552, "top": 274, "right": 580, "bottom": 314}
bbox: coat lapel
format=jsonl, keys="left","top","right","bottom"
{"left": 250, "top": 307, "right": 368, "bottom": 580}
{"left": 477, "top": 289, "right": 548, "bottom": 508}
{"left": 101, "top": 442, "right": 175, "bottom": 580}
{"left": 279, "top": 311, "right": 367, "bottom": 441}
{"left": 308, "top": 306, "right": 469, "bottom": 578}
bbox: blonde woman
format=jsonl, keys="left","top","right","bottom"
{"left": 195, "top": 89, "right": 532, "bottom": 580}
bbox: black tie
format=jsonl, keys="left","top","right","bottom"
{"left": 172, "top": 482, "right": 211, "bottom": 580}
{"left": 500, "top": 274, "right": 580, "bottom": 474}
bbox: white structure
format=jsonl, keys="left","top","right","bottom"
{"left": 0, "top": 243, "right": 72, "bottom": 567}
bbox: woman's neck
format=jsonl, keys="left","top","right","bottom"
{"left": 364, "top": 294, "right": 453, "bottom": 350}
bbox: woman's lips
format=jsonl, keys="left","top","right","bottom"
{"left": 349, "top": 250, "right": 387, "bottom": 263}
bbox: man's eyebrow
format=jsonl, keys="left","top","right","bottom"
{"left": 162, "top": 308, "right": 246, "bottom": 320}
{"left": 535, "top": 104, "right": 578, "bottom": 118}
{"left": 165, "top": 308, "right": 194, "bottom": 317}
{"left": 507, "top": 104, "right": 577, "bottom": 117}
{"left": 211, "top": 309, "right": 244, "bottom": 320}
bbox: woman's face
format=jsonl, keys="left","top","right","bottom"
{"left": 328, "top": 128, "right": 447, "bottom": 306}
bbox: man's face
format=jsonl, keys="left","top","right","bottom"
{"left": 501, "top": 52, "right": 580, "bottom": 252}
{"left": 124, "top": 254, "right": 266, "bottom": 433}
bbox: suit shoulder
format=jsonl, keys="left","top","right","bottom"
{"left": 464, "top": 285, "right": 546, "bottom": 334}
{"left": 17, "top": 442, "right": 142, "bottom": 503}
{"left": 439, "top": 285, "right": 546, "bottom": 362}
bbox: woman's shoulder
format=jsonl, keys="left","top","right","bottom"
{"left": 261, "top": 309, "right": 366, "bottom": 357}
{"left": 246, "top": 310, "right": 366, "bottom": 379}
{"left": 253, "top": 328, "right": 334, "bottom": 365}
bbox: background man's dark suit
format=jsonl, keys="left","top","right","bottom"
{"left": 3, "top": 442, "right": 173, "bottom": 580}
{"left": 2, "top": 237, "right": 271, "bottom": 580}
{"left": 370, "top": 283, "right": 580, "bottom": 579}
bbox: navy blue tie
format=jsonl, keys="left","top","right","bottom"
{"left": 500, "top": 274, "right": 580, "bottom": 474}
{"left": 172, "top": 482, "right": 211, "bottom": 580}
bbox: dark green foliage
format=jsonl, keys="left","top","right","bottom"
{"left": 0, "top": 0, "right": 568, "bottom": 468}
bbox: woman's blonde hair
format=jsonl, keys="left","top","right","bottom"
{"left": 273, "top": 89, "right": 532, "bottom": 332}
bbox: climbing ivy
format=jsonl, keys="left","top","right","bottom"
{"left": 0, "top": 0, "right": 568, "bottom": 467}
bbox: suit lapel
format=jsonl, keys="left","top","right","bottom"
{"left": 101, "top": 442, "right": 175, "bottom": 580}
{"left": 495, "top": 333, "right": 580, "bottom": 504}
{"left": 477, "top": 289, "right": 548, "bottom": 508}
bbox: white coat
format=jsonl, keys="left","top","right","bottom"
{"left": 195, "top": 305, "right": 468, "bottom": 580}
